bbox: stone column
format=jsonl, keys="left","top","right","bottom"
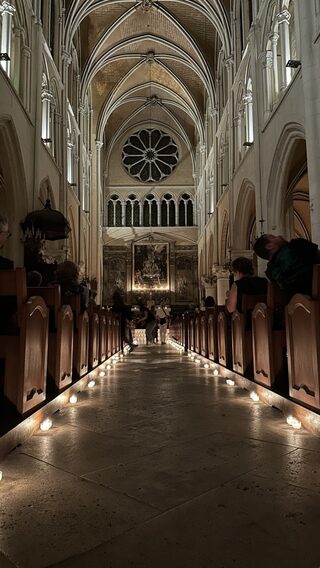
{"left": 297, "top": 3, "right": 320, "bottom": 244}
{"left": 20, "top": 45, "right": 31, "bottom": 111}
{"left": 277, "top": 9, "right": 291, "bottom": 89}
{"left": 269, "top": 32, "right": 279, "bottom": 95}
{"left": 0, "top": 1, "right": 16, "bottom": 75}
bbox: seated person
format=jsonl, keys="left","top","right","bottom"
{"left": 204, "top": 296, "right": 215, "bottom": 308}
{"left": 27, "top": 270, "right": 43, "bottom": 287}
{"left": 253, "top": 234, "right": 320, "bottom": 298}
{"left": 226, "top": 257, "right": 268, "bottom": 314}
{"left": 55, "top": 261, "right": 89, "bottom": 311}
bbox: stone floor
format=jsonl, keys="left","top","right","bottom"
{"left": 1, "top": 344, "right": 320, "bottom": 568}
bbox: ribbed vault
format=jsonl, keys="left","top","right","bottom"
{"left": 65, "top": 0, "right": 232, "bottom": 164}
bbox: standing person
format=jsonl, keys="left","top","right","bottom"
{"left": 138, "top": 302, "right": 157, "bottom": 345}
{"left": 112, "top": 290, "right": 134, "bottom": 351}
{"left": 156, "top": 302, "right": 169, "bottom": 344}
{"left": 253, "top": 234, "right": 320, "bottom": 298}
{"left": 0, "top": 214, "right": 13, "bottom": 270}
{"left": 225, "top": 257, "right": 268, "bottom": 314}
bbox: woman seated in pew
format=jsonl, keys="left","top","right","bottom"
{"left": 55, "top": 261, "right": 89, "bottom": 311}
{"left": 225, "top": 257, "right": 268, "bottom": 314}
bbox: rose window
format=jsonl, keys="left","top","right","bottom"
{"left": 122, "top": 129, "right": 179, "bottom": 182}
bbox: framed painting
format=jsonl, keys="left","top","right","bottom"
{"left": 133, "top": 242, "right": 169, "bottom": 290}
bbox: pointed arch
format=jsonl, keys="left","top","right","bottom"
{"left": 266, "top": 122, "right": 306, "bottom": 235}
{"left": 233, "top": 180, "right": 256, "bottom": 249}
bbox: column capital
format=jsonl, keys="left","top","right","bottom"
{"left": 224, "top": 56, "right": 234, "bottom": 69}
{"left": 243, "top": 91, "right": 252, "bottom": 105}
{"left": 41, "top": 89, "right": 54, "bottom": 102}
{"left": 261, "top": 50, "right": 273, "bottom": 69}
{"left": 96, "top": 140, "right": 104, "bottom": 150}
{"left": 268, "top": 31, "right": 279, "bottom": 44}
{"left": 0, "top": 2, "right": 16, "bottom": 16}
{"left": 277, "top": 9, "right": 290, "bottom": 25}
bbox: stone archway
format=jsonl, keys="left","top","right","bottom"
{"left": 0, "top": 118, "right": 28, "bottom": 265}
{"left": 266, "top": 122, "right": 306, "bottom": 236}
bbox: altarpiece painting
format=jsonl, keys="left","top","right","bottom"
{"left": 133, "top": 243, "right": 169, "bottom": 290}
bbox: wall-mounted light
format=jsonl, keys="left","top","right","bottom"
{"left": 0, "top": 53, "right": 10, "bottom": 61}
{"left": 42, "top": 138, "right": 52, "bottom": 144}
{"left": 286, "top": 60, "right": 301, "bottom": 68}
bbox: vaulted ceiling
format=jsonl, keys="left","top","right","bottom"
{"left": 65, "top": 0, "right": 232, "bottom": 160}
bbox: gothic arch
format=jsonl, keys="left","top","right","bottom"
{"left": 233, "top": 180, "right": 256, "bottom": 249}
{"left": 266, "top": 122, "right": 306, "bottom": 235}
{"left": 0, "top": 117, "right": 28, "bottom": 263}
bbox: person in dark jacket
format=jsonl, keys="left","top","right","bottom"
{"left": 112, "top": 290, "right": 134, "bottom": 350}
{"left": 0, "top": 214, "right": 13, "bottom": 270}
{"left": 253, "top": 234, "right": 320, "bottom": 298}
{"left": 225, "top": 256, "right": 268, "bottom": 313}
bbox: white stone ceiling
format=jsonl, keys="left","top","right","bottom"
{"left": 65, "top": 0, "right": 232, "bottom": 159}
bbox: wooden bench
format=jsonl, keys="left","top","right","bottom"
{"left": 285, "top": 264, "right": 320, "bottom": 408}
{"left": 207, "top": 307, "right": 218, "bottom": 362}
{"left": 252, "top": 284, "right": 289, "bottom": 393}
{"left": 88, "top": 307, "right": 100, "bottom": 370}
{"left": 28, "top": 285, "right": 73, "bottom": 390}
{"left": 62, "top": 293, "right": 89, "bottom": 378}
{"left": 232, "top": 293, "right": 267, "bottom": 377}
{"left": 0, "top": 268, "right": 48, "bottom": 414}
{"left": 189, "top": 313, "right": 195, "bottom": 352}
{"left": 95, "top": 306, "right": 107, "bottom": 363}
{"left": 217, "top": 309, "right": 232, "bottom": 368}
{"left": 194, "top": 313, "right": 201, "bottom": 354}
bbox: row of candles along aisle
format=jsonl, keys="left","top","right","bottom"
{"left": 0, "top": 339, "right": 303, "bottom": 482}
{"left": 167, "top": 338, "right": 302, "bottom": 431}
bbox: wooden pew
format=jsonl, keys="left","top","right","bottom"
{"left": 200, "top": 311, "right": 208, "bottom": 358}
{"left": 189, "top": 313, "right": 195, "bottom": 352}
{"left": 112, "top": 314, "right": 120, "bottom": 353}
{"left": 207, "top": 307, "right": 218, "bottom": 362}
{"left": 217, "top": 309, "right": 232, "bottom": 368}
{"left": 28, "top": 285, "right": 73, "bottom": 390}
{"left": 88, "top": 308, "right": 100, "bottom": 370}
{"left": 252, "top": 284, "right": 289, "bottom": 393}
{"left": 106, "top": 311, "right": 113, "bottom": 357}
{"left": 194, "top": 312, "right": 201, "bottom": 354}
{"left": 0, "top": 268, "right": 48, "bottom": 414}
{"left": 96, "top": 306, "right": 107, "bottom": 363}
{"left": 285, "top": 265, "right": 320, "bottom": 408}
{"left": 62, "top": 293, "right": 89, "bottom": 378}
{"left": 232, "top": 293, "right": 267, "bottom": 378}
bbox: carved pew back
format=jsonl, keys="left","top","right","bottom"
{"left": 207, "top": 307, "right": 218, "bottom": 362}
{"left": 285, "top": 264, "right": 320, "bottom": 409}
{"left": 217, "top": 309, "right": 232, "bottom": 368}
{"left": 62, "top": 293, "right": 89, "bottom": 378}
{"left": 28, "top": 285, "right": 73, "bottom": 390}
{"left": 252, "top": 283, "right": 288, "bottom": 393}
{"left": 232, "top": 293, "right": 266, "bottom": 377}
{"left": 0, "top": 269, "right": 48, "bottom": 414}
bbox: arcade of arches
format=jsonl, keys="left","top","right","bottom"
{"left": 2, "top": 0, "right": 319, "bottom": 307}
{"left": 1, "top": 0, "right": 320, "bottom": 566}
